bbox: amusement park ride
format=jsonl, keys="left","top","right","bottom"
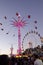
{"left": 11, "top": 12, "right": 30, "bottom": 54}
{"left": 10, "top": 13, "right": 43, "bottom": 56}
{"left": 22, "top": 30, "right": 41, "bottom": 50}
{"left": 0, "top": 13, "right": 43, "bottom": 56}
{"left": 7, "top": 13, "right": 43, "bottom": 55}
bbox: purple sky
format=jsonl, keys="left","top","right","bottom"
{"left": 0, "top": 0, "right": 43, "bottom": 55}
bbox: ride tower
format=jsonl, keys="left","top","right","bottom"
{"left": 10, "top": 44, "right": 13, "bottom": 56}
{"left": 11, "top": 13, "right": 30, "bottom": 54}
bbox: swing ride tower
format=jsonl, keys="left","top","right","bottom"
{"left": 12, "top": 13, "right": 28, "bottom": 54}
{"left": 13, "top": 13, "right": 30, "bottom": 54}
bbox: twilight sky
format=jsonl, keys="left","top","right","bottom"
{"left": 0, "top": 0, "right": 43, "bottom": 55}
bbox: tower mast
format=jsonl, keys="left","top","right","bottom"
{"left": 11, "top": 13, "right": 30, "bottom": 54}
{"left": 10, "top": 44, "right": 13, "bottom": 56}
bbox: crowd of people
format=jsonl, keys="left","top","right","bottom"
{"left": 0, "top": 45, "right": 43, "bottom": 65}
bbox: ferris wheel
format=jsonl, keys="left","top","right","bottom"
{"left": 22, "top": 30, "right": 42, "bottom": 51}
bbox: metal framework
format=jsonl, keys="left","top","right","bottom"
{"left": 12, "top": 13, "right": 27, "bottom": 54}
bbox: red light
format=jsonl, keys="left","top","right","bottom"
{"left": 16, "top": 12, "right": 19, "bottom": 16}
{"left": 28, "top": 15, "right": 30, "bottom": 18}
